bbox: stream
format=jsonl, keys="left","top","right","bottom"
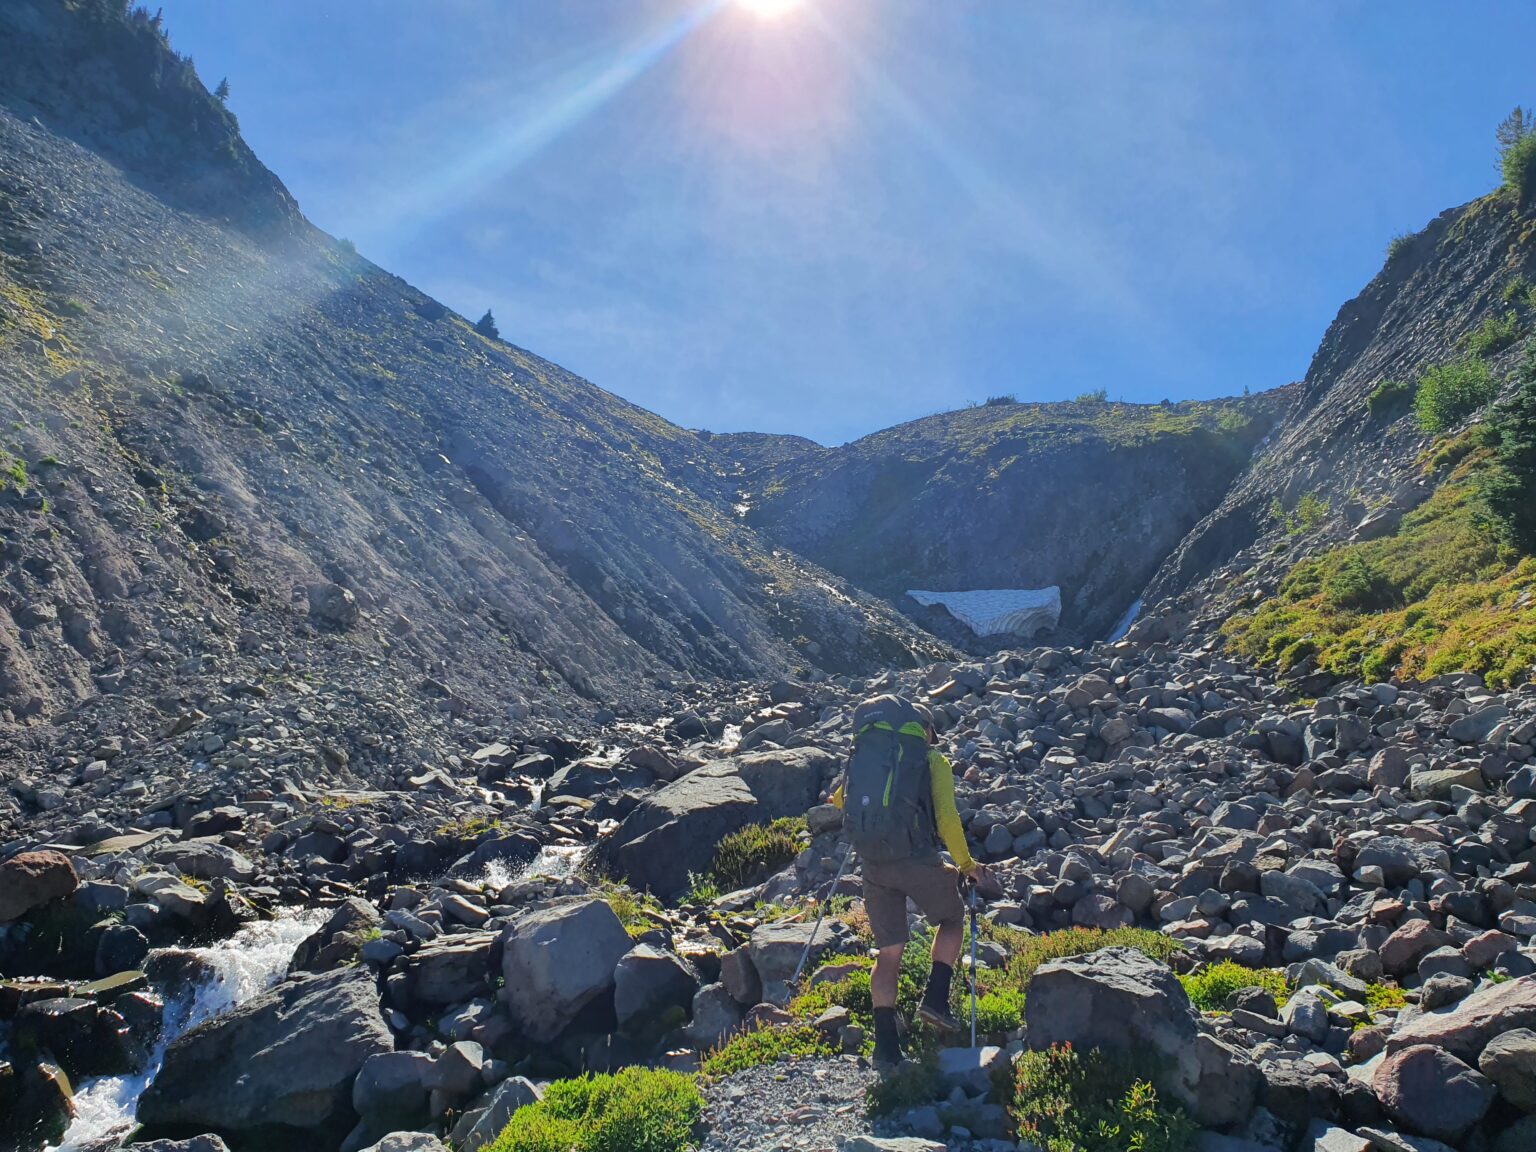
{"left": 50, "top": 909, "right": 326, "bottom": 1152}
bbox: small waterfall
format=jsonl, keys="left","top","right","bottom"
{"left": 51, "top": 909, "right": 326, "bottom": 1151}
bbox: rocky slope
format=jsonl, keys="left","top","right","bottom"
{"left": 1141, "top": 192, "right": 1536, "bottom": 652}
{"left": 718, "top": 391, "right": 1293, "bottom": 648}
{"left": 0, "top": 0, "right": 952, "bottom": 743}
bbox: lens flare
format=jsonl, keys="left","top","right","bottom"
{"left": 737, "top": 0, "right": 804, "bottom": 17}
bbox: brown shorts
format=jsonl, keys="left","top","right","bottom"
{"left": 862, "top": 859, "right": 964, "bottom": 949}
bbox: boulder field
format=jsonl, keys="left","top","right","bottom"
{"left": 3, "top": 635, "right": 1536, "bottom": 1150}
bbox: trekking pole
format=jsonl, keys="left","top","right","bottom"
{"left": 792, "top": 839, "right": 854, "bottom": 987}
{"left": 967, "top": 878, "right": 979, "bottom": 1048}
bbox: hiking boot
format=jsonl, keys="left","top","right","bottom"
{"left": 916, "top": 1001, "right": 962, "bottom": 1034}
{"left": 872, "top": 1006, "right": 904, "bottom": 1069}
{"left": 871, "top": 1039, "right": 906, "bottom": 1071}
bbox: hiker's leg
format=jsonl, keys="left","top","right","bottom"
{"left": 872, "top": 943, "right": 905, "bottom": 1065}
{"left": 931, "top": 913, "right": 963, "bottom": 967}
{"left": 872, "top": 943, "right": 903, "bottom": 1008}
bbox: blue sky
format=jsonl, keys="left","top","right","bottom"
{"left": 157, "top": 1, "right": 1536, "bottom": 445}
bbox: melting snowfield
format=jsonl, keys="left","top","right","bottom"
{"left": 52, "top": 909, "right": 326, "bottom": 1151}
{"left": 906, "top": 587, "right": 1062, "bottom": 638}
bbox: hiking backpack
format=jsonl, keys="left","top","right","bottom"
{"left": 843, "top": 694, "right": 937, "bottom": 865}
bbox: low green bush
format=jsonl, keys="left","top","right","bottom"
{"left": 485, "top": 1067, "right": 703, "bottom": 1152}
{"left": 1415, "top": 358, "right": 1499, "bottom": 434}
{"left": 1014, "top": 1044, "right": 1198, "bottom": 1152}
{"left": 1178, "top": 961, "right": 1291, "bottom": 1012}
{"left": 1386, "top": 231, "right": 1414, "bottom": 262}
{"left": 974, "top": 987, "right": 1027, "bottom": 1033}
{"left": 709, "top": 818, "right": 805, "bottom": 891}
{"left": 1502, "top": 125, "right": 1536, "bottom": 204}
{"left": 700, "top": 1025, "right": 836, "bottom": 1079}
{"left": 1322, "top": 554, "right": 1396, "bottom": 612}
{"left": 867, "top": 1058, "right": 946, "bottom": 1117}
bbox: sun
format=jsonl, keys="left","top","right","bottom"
{"left": 736, "top": 0, "right": 805, "bottom": 18}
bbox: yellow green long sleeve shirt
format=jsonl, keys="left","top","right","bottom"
{"left": 830, "top": 748, "right": 975, "bottom": 872}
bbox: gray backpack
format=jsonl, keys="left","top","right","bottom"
{"left": 843, "top": 694, "right": 938, "bottom": 865}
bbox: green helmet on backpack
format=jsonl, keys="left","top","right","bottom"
{"left": 843, "top": 694, "right": 940, "bottom": 866}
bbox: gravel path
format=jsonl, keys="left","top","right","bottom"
{"left": 699, "top": 1056, "right": 879, "bottom": 1152}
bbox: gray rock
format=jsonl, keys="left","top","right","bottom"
{"left": 607, "top": 748, "right": 835, "bottom": 897}
{"left": 1477, "top": 1027, "right": 1536, "bottom": 1112}
{"left": 138, "top": 966, "right": 392, "bottom": 1133}
{"left": 353, "top": 1050, "right": 433, "bottom": 1125}
{"left": 500, "top": 898, "right": 631, "bottom": 1043}
{"left": 1449, "top": 705, "right": 1509, "bottom": 744}
{"left": 308, "top": 581, "right": 361, "bottom": 629}
{"left": 0, "top": 850, "right": 78, "bottom": 921}
{"left": 1024, "top": 946, "right": 1258, "bottom": 1127}
{"left": 355, "top": 1135, "right": 450, "bottom": 1152}
{"left": 613, "top": 944, "right": 698, "bottom": 1031}
{"left": 691, "top": 982, "right": 743, "bottom": 1048}
{"left": 1372, "top": 1044, "right": 1495, "bottom": 1141}
{"left": 403, "top": 932, "right": 496, "bottom": 1005}
{"left": 448, "top": 1076, "right": 542, "bottom": 1152}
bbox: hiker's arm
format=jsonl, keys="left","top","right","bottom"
{"left": 928, "top": 750, "right": 976, "bottom": 872}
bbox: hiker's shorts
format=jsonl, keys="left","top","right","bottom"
{"left": 862, "top": 859, "right": 964, "bottom": 949}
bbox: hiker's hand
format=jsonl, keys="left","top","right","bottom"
{"left": 963, "top": 862, "right": 990, "bottom": 886}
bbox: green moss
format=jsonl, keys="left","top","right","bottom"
{"left": 1365, "top": 982, "right": 1408, "bottom": 1012}
{"left": 1014, "top": 1045, "right": 1198, "bottom": 1152}
{"left": 484, "top": 1067, "right": 703, "bottom": 1152}
{"left": 700, "top": 1024, "right": 836, "bottom": 1079}
{"left": 1178, "top": 961, "right": 1291, "bottom": 1012}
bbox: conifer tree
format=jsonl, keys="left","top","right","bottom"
{"left": 474, "top": 310, "right": 500, "bottom": 340}
{"left": 1479, "top": 353, "right": 1536, "bottom": 552}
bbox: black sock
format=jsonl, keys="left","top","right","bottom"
{"left": 924, "top": 961, "right": 954, "bottom": 1009}
{"left": 873, "top": 1007, "right": 901, "bottom": 1058}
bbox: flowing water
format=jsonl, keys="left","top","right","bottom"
{"left": 480, "top": 843, "right": 589, "bottom": 892}
{"left": 51, "top": 908, "right": 326, "bottom": 1151}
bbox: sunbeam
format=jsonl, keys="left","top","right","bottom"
{"left": 353, "top": 0, "right": 730, "bottom": 245}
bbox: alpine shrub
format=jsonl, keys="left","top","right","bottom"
{"left": 1478, "top": 368, "right": 1536, "bottom": 553}
{"left": 700, "top": 1024, "right": 836, "bottom": 1078}
{"left": 1415, "top": 358, "right": 1498, "bottom": 434}
{"left": 1014, "top": 1044, "right": 1197, "bottom": 1152}
{"left": 485, "top": 1067, "right": 702, "bottom": 1152}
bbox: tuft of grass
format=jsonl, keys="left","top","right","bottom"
{"left": 700, "top": 1024, "right": 836, "bottom": 1079}
{"left": 987, "top": 926, "right": 1184, "bottom": 997}
{"left": 1464, "top": 312, "right": 1523, "bottom": 359}
{"left": 1270, "top": 492, "right": 1328, "bottom": 536}
{"left": 596, "top": 881, "right": 664, "bottom": 938}
{"left": 682, "top": 872, "right": 720, "bottom": 906}
{"left": 1076, "top": 388, "right": 1109, "bottom": 404}
{"left": 1014, "top": 1044, "right": 1198, "bottom": 1152}
{"left": 1386, "top": 231, "right": 1414, "bottom": 262}
{"left": 1178, "top": 961, "right": 1291, "bottom": 1012}
{"left": 435, "top": 814, "right": 500, "bottom": 840}
{"left": 1367, "top": 378, "right": 1418, "bottom": 421}
{"left": 484, "top": 1067, "right": 703, "bottom": 1152}
{"left": 1415, "top": 358, "right": 1499, "bottom": 434}
{"left": 709, "top": 818, "right": 805, "bottom": 892}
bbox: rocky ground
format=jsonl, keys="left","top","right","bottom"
{"left": 4, "top": 631, "right": 1536, "bottom": 1151}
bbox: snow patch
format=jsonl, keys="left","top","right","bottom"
{"left": 907, "top": 587, "right": 1061, "bottom": 638}
{"left": 1108, "top": 597, "right": 1142, "bottom": 642}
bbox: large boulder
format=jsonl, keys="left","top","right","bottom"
{"left": 613, "top": 944, "right": 698, "bottom": 1032}
{"left": 500, "top": 899, "right": 631, "bottom": 1043}
{"left": 606, "top": 748, "right": 836, "bottom": 897}
{"left": 403, "top": 932, "right": 497, "bottom": 1006}
{"left": 1024, "top": 946, "right": 1258, "bottom": 1127}
{"left": 1385, "top": 974, "right": 1536, "bottom": 1061}
{"left": 290, "top": 898, "right": 382, "bottom": 973}
{"left": 1478, "top": 1027, "right": 1536, "bottom": 1112}
{"left": 138, "top": 966, "right": 392, "bottom": 1135}
{"left": 1373, "top": 1044, "right": 1495, "bottom": 1141}
{"left": 0, "top": 850, "right": 78, "bottom": 921}
{"left": 447, "top": 1076, "right": 541, "bottom": 1152}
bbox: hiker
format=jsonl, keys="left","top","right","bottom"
{"left": 829, "top": 693, "right": 988, "bottom": 1068}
